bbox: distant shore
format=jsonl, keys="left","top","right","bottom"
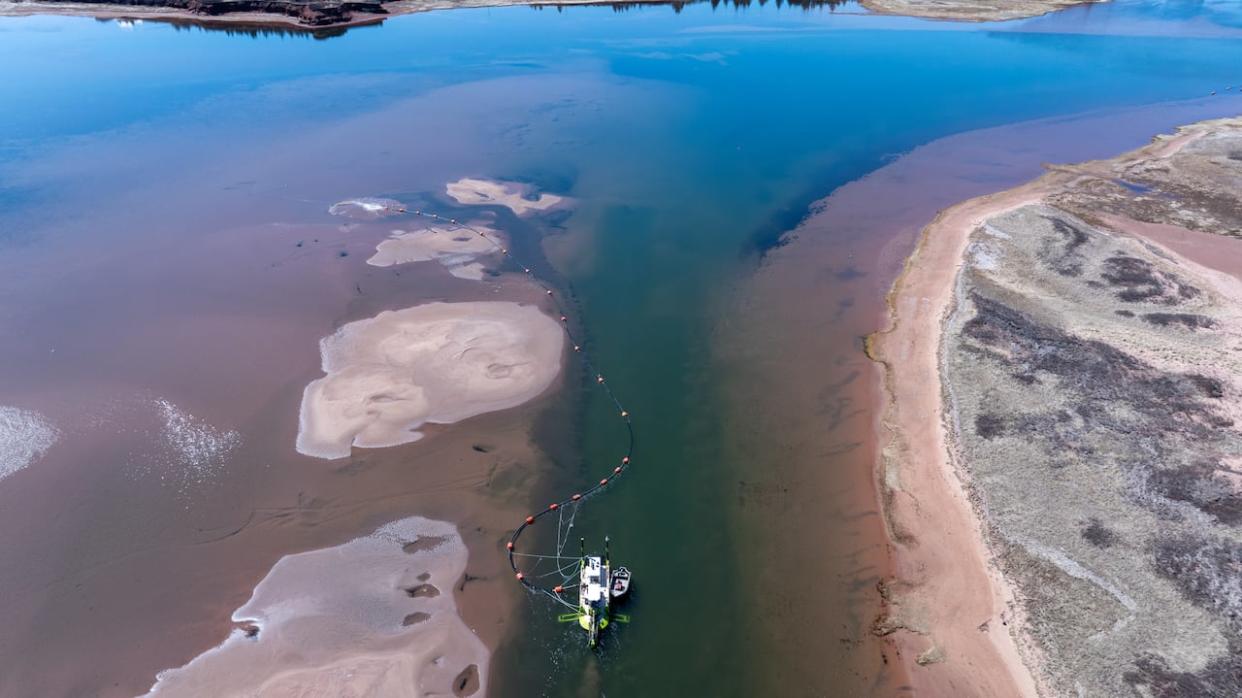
{"left": 0, "top": 0, "right": 1105, "bottom": 33}
{"left": 870, "top": 115, "right": 1242, "bottom": 695}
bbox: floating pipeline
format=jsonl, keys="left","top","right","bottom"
{"left": 385, "top": 204, "right": 636, "bottom": 608}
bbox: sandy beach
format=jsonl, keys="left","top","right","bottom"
{"left": 869, "top": 117, "right": 1242, "bottom": 695}
{"left": 867, "top": 182, "right": 1050, "bottom": 697}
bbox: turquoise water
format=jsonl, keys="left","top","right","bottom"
{"left": 2, "top": 1, "right": 1242, "bottom": 695}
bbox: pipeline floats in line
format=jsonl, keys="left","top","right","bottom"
{"left": 388, "top": 203, "right": 637, "bottom": 646}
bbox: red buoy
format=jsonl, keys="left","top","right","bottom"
{"left": 622, "top": 456, "right": 630, "bottom": 465}
{"left": 614, "top": 466, "right": 622, "bottom": 474}
{"left": 597, "top": 375, "right": 605, "bottom": 383}
{"left": 560, "top": 315, "right": 567, "bottom": 322}
{"left": 516, "top": 572, "right": 524, "bottom": 581}
{"left": 525, "top": 516, "right": 535, "bottom": 525}
{"left": 600, "top": 478, "right": 608, "bottom": 486}
{"left": 554, "top": 585, "right": 564, "bottom": 594}
{"left": 549, "top": 503, "right": 559, "bottom": 511}
{"left": 572, "top": 493, "right": 581, "bottom": 501}
{"left": 620, "top": 410, "right": 629, "bottom": 417}
{"left": 506, "top": 542, "right": 514, "bottom": 550}
{"left": 546, "top": 289, "right": 553, "bottom": 296}
{"left": 573, "top": 345, "right": 581, "bottom": 352}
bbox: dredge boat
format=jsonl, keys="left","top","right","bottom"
{"left": 559, "top": 537, "right": 631, "bottom": 647}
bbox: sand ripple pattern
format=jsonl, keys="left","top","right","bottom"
{"left": 297, "top": 301, "right": 564, "bottom": 460}
{"left": 0, "top": 406, "right": 58, "bottom": 482}
{"left": 145, "top": 515, "right": 486, "bottom": 697}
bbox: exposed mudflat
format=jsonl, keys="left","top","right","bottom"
{"left": 861, "top": 0, "right": 1104, "bottom": 21}
{"left": 144, "top": 515, "right": 488, "bottom": 697}
{"left": 894, "top": 116, "right": 1242, "bottom": 696}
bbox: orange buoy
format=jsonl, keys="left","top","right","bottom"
{"left": 622, "top": 456, "right": 630, "bottom": 464}
{"left": 506, "top": 542, "right": 514, "bottom": 550}
{"left": 525, "top": 516, "right": 535, "bottom": 525}
{"left": 549, "top": 503, "right": 559, "bottom": 511}
{"left": 571, "top": 493, "right": 581, "bottom": 501}
{"left": 554, "top": 585, "right": 563, "bottom": 594}
{"left": 614, "top": 466, "right": 622, "bottom": 474}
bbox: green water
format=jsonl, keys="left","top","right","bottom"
{"left": 3, "top": 1, "right": 1242, "bottom": 695}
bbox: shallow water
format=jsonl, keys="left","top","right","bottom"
{"left": 2, "top": 1, "right": 1242, "bottom": 696}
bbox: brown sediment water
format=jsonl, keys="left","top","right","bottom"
{"left": 716, "top": 95, "right": 1242, "bottom": 694}
{"left": 0, "top": 176, "right": 561, "bottom": 697}
{"left": 0, "top": 206, "right": 559, "bottom": 695}
{"left": 0, "top": 68, "right": 646, "bottom": 697}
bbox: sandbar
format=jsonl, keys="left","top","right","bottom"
{"left": 367, "top": 223, "right": 504, "bottom": 280}
{"left": 297, "top": 301, "right": 564, "bottom": 460}
{"left": 445, "top": 178, "right": 566, "bottom": 217}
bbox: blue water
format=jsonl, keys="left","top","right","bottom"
{"left": 2, "top": 1, "right": 1241, "bottom": 695}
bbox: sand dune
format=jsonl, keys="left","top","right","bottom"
{"left": 296, "top": 301, "right": 563, "bottom": 460}
{"left": 0, "top": 405, "right": 58, "bottom": 482}
{"left": 329, "top": 197, "right": 405, "bottom": 221}
{"left": 144, "top": 515, "right": 487, "bottom": 698}
{"left": 445, "top": 178, "right": 565, "bottom": 216}
{"left": 367, "top": 223, "right": 504, "bottom": 280}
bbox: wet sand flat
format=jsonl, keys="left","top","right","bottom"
{"left": 146, "top": 516, "right": 488, "bottom": 697}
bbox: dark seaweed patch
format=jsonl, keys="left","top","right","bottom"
{"left": 1124, "top": 646, "right": 1242, "bottom": 698}
{"left": 1115, "top": 309, "right": 1135, "bottom": 318}
{"left": 1152, "top": 535, "right": 1242, "bottom": 631}
{"left": 1100, "top": 255, "right": 1200, "bottom": 304}
{"left": 976, "top": 413, "right": 1007, "bottom": 439}
{"left": 1148, "top": 466, "right": 1242, "bottom": 525}
{"left": 1039, "top": 215, "right": 1091, "bottom": 277}
{"left": 1143, "top": 313, "right": 1216, "bottom": 331}
{"left": 1081, "top": 517, "right": 1120, "bottom": 548}
{"left": 1189, "top": 375, "right": 1226, "bottom": 399}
